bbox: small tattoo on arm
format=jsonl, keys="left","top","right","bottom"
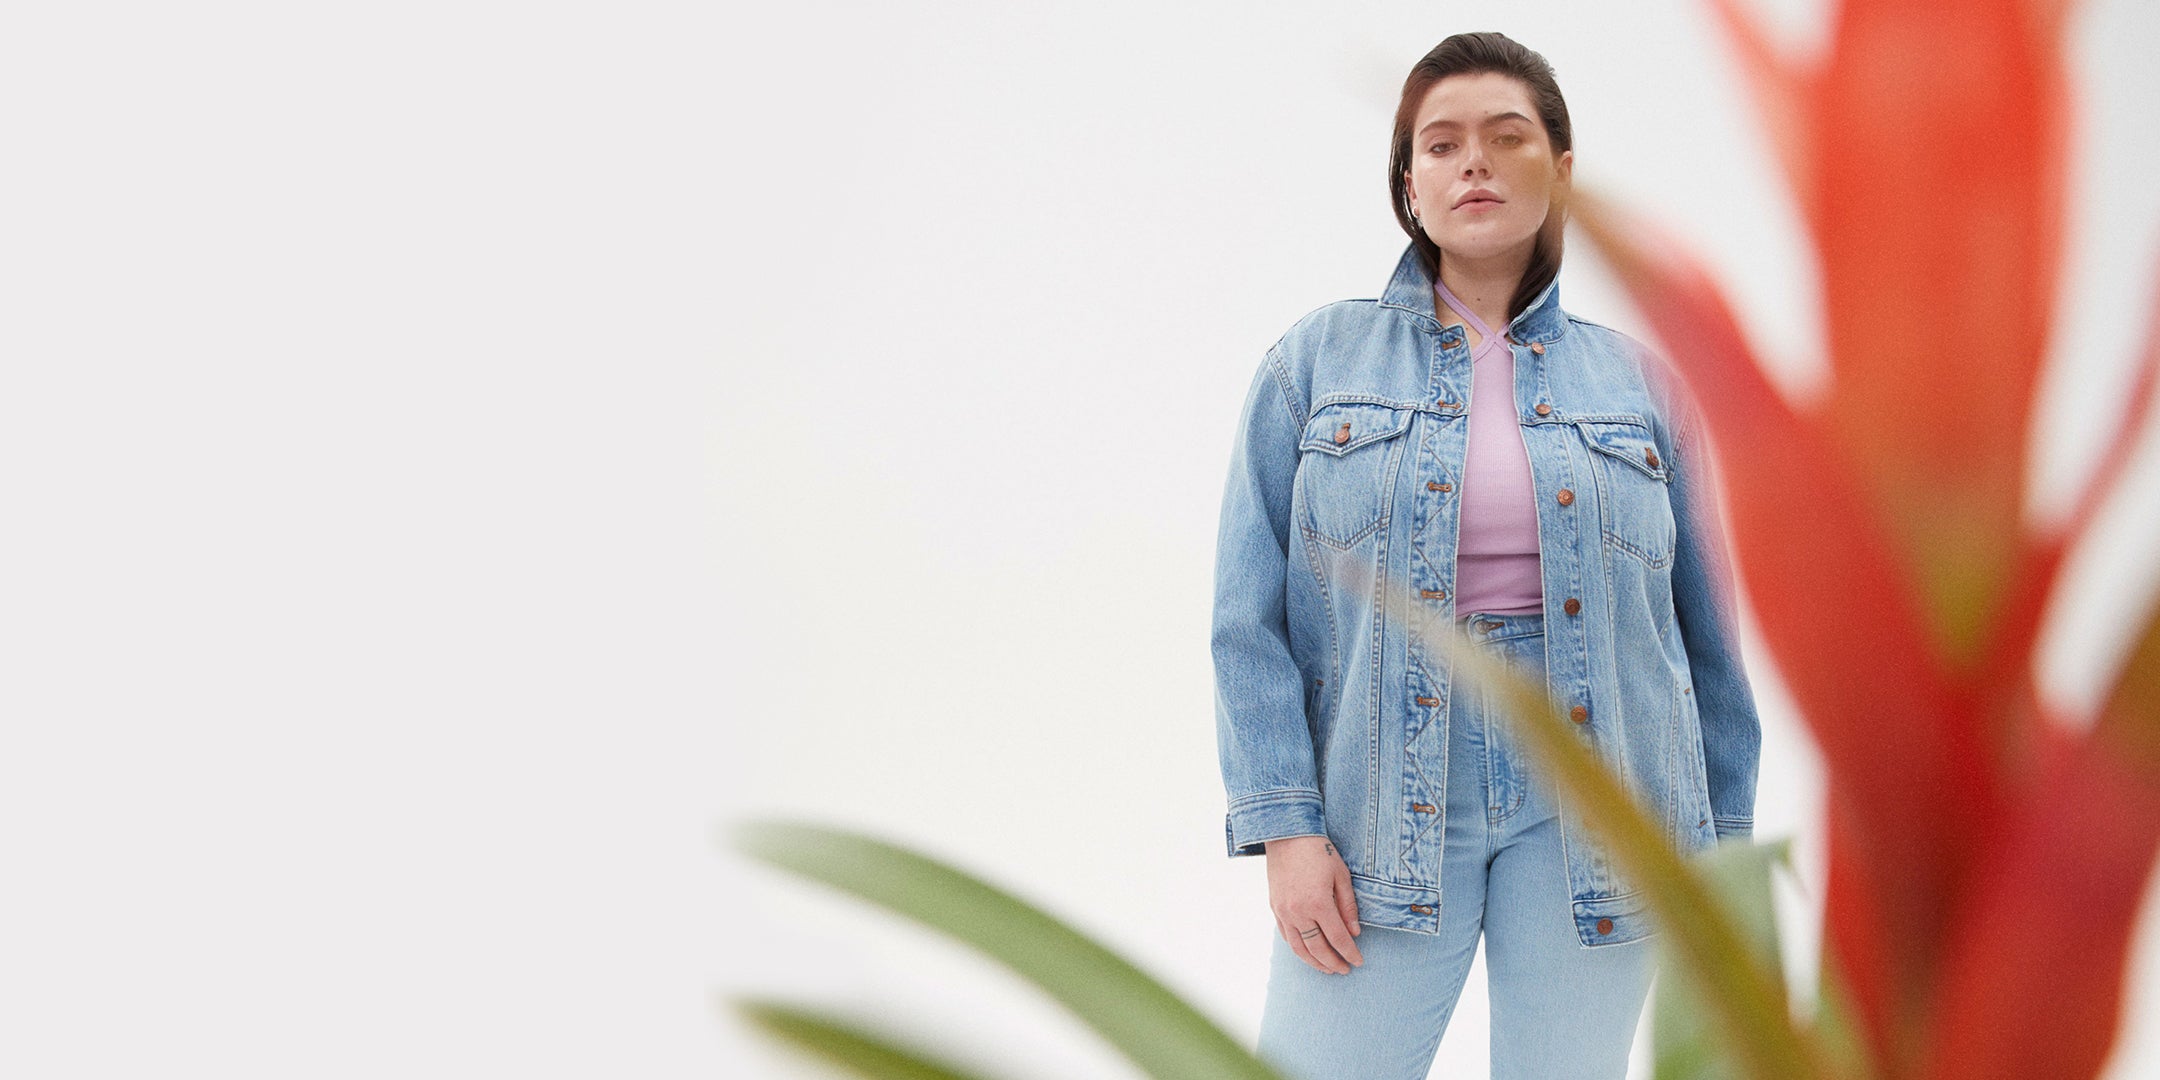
{"left": 1323, "top": 842, "right": 1336, "bottom": 856}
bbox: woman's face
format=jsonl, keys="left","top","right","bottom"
{"left": 1402, "top": 71, "right": 1572, "bottom": 266}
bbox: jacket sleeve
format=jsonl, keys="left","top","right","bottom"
{"left": 1662, "top": 369, "right": 1763, "bottom": 843}
{"left": 1212, "top": 349, "right": 1326, "bottom": 857}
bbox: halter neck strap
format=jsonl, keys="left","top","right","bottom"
{"left": 1434, "top": 274, "right": 1510, "bottom": 364}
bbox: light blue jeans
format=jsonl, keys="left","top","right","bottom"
{"left": 1255, "top": 610, "right": 1655, "bottom": 1079}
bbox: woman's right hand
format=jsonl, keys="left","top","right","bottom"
{"left": 1263, "top": 835, "right": 1364, "bottom": 974}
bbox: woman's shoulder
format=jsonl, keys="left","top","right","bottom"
{"left": 1560, "top": 312, "right": 1703, "bottom": 443}
{"left": 1562, "top": 312, "right": 1663, "bottom": 366}
{"left": 1264, "top": 295, "right": 1432, "bottom": 374}
{"left": 1272, "top": 296, "right": 1394, "bottom": 345}
{"left": 1259, "top": 298, "right": 1435, "bottom": 411}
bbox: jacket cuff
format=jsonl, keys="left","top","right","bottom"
{"left": 1224, "top": 789, "right": 1326, "bottom": 857}
{"left": 1713, "top": 817, "right": 1754, "bottom": 844}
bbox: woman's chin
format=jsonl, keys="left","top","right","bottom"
{"left": 1431, "top": 233, "right": 1538, "bottom": 263}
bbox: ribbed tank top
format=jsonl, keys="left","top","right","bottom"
{"left": 1435, "top": 276, "right": 1543, "bottom": 616}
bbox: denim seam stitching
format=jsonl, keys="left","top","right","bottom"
{"left": 1264, "top": 350, "right": 1306, "bottom": 430}
{"left": 1229, "top": 787, "right": 1322, "bottom": 808}
{"left": 1294, "top": 524, "right": 1343, "bottom": 809}
{"left": 1603, "top": 530, "right": 1677, "bottom": 571}
{"left": 1299, "top": 516, "right": 1386, "bottom": 550}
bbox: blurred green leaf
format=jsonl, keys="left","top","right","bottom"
{"left": 732, "top": 999, "right": 1003, "bottom": 1080}
{"left": 1649, "top": 838, "right": 1793, "bottom": 1080}
{"left": 1812, "top": 937, "right": 1878, "bottom": 1080}
{"left": 729, "top": 819, "right": 1286, "bottom": 1080}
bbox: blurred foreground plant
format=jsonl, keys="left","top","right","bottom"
{"left": 1562, "top": 0, "right": 2160, "bottom": 1077}
{"left": 725, "top": 819, "right": 1290, "bottom": 1079}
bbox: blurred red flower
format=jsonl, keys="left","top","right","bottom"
{"left": 1575, "top": 1, "right": 2160, "bottom": 1077}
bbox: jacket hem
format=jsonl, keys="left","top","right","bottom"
{"left": 1346, "top": 874, "right": 1442, "bottom": 934}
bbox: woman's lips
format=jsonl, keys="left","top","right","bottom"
{"left": 1457, "top": 198, "right": 1503, "bottom": 212}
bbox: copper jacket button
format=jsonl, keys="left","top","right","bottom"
{"left": 1556, "top": 488, "right": 1574, "bottom": 506}
{"left": 1534, "top": 403, "right": 1551, "bottom": 416}
{"left": 1563, "top": 597, "right": 1581, "bottom": 615}
{"left": 1570, "top": 705, "right": 1589, "bottom": 724}
{"left": 1645, "top": 447, "right": 1660, "bottom": 469}
{"left": 1530, "top": 341, "right": 1546, "bottom": 355}
{"left": 1596, "top": 917, "right": 1614, "bottom": 934}
{"left": 1334, "top": 422, "right": 1351, "bottom": 444}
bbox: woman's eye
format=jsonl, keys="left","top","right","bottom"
{"left": 1429, "top": 143, "right": 1453, "bottom": 154}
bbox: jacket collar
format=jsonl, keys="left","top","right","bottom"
{"left": 1376, "top": 243, "right": 1567, "bottom": 345}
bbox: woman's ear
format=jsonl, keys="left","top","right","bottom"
{"left": 1549, "top": 150, "right": 1574, "bottom": 222}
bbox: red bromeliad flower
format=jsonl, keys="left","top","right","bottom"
{"left": 1574, "top": 1, "right": 2160, "bottom": 1078}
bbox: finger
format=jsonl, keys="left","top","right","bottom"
{"left": 1317, "top": 908, "right": 1363, "bottom": 969}
{"left": 1284, "top": 925, "right": 1318, "bottom": 970}
{"left": 1287, "top": 922, "right": 1336, "bottom": 974}
{"left": 1334, "top": 873, "right": 1362, "bottom": 936}
{"left": 1296, "top": 919, "right": 1352, "bottom": 974}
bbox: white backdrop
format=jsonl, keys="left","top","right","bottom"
{"left": 2, "top": 2, "right": 2156, "bottom": 1078}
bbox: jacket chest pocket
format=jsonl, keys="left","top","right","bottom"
{"left": 1295, "top": 403, "right": 1414, "bottom": 548}
{"left": 1577, "top": 419, "right": 1676, "bottom": 569}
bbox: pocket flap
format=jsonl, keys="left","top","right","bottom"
{"left": 1300, "top": 403, "right": 1413, "bottom": 456}
{"left": 1578, "top": 419, "right": 1669, "bottom": 481}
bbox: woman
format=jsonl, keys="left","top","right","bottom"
{"left": 1210, "top": 32, "right": 1763, "bottom": 1079}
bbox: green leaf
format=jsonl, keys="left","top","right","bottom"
{"left": 730, "top": 999, "right": 1004, "bottom": 1080}
{"left": 1812, "top": 937, "right": 1879, "bottom": 1080}
{"left": 728, "top": 819, "right": 1287, "bottom": 1080}
{"left": 1650, "top": 838, "right": 1794, "bottom": 1080}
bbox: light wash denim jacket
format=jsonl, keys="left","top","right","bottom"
{"left": 1212, "top": 244, "right": 1762, "bottom": 946}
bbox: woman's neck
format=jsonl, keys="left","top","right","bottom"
{"left": 1434, "top": 253, "right": 1527, "bottom": 336}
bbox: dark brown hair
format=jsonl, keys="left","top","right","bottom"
{"left": 1388, "top": 32, "right": 1573, "bottom": 323}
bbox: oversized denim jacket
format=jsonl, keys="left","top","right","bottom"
{"left": 1211, "top": 244, "right": 1762, "bottom": 946}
